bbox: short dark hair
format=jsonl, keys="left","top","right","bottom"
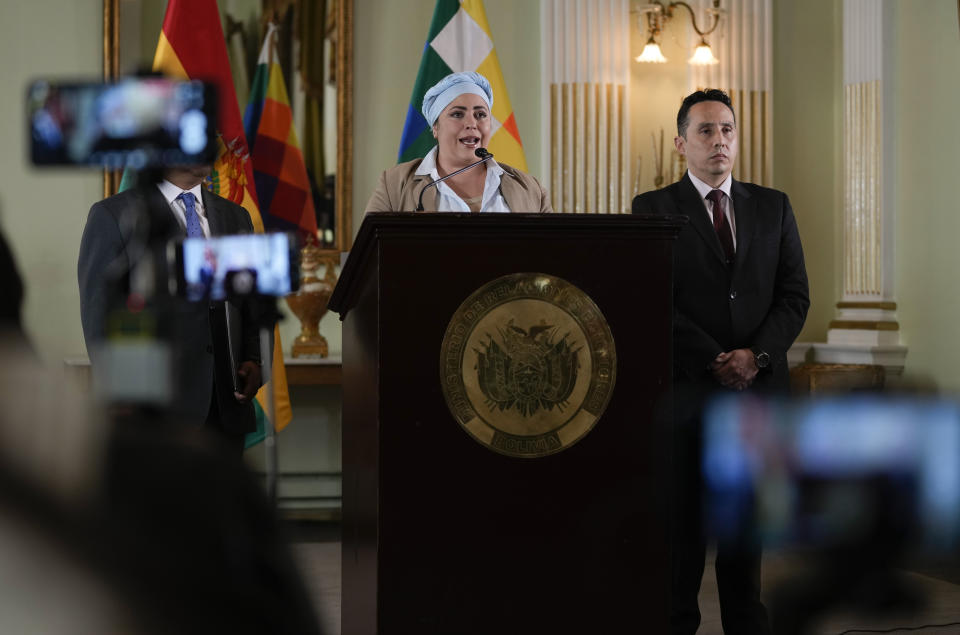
{"left": 677, "top": 89, "right": 735, "bottom": 138}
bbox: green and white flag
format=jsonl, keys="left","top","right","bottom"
{"left": 397, "top": 0, "right": 527, "bottom": 170}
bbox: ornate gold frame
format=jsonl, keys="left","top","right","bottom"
{"left": 102, "top": 0, "right": 120, "bottom": 197}
{"left": 101, "top": 0, "right": 353, "bottom": 252}
{"left": 334, "top": 0, "right": 353, "bottom": 252}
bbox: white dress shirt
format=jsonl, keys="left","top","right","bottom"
{"left": 415, "top": 146, "right": 511, "bottom": 213}
{"left": 156, "top": 180, "right": 211, "bottom": 238}
{"left": 687, "top": 170, "right": 737, "bottom": 249}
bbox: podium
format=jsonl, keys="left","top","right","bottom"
{"left": 329, "top": 212, "right": 684, "bottom": 634}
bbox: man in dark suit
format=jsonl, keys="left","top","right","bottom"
{"left": 79, "top": 166, "right": 262, "bottom": 452}
{"left": 633, "top": 90, "right": 809, "bottom": 634}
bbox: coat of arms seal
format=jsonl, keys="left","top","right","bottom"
{"left": 440, "top": 273, "right": 617, "bottom": 458}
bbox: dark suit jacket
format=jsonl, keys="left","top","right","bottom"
{"left": 632, "top": 174, "right": 809, "bottom": 396}
{"left": 78, "top": 182, "right": 261, "bottom": 433}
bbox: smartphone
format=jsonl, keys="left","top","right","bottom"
{"left": 172, "top": 232, "right": 300, "bottom": 302}
{"left": 28, "top": 76, "right": 217, "bottom": 169}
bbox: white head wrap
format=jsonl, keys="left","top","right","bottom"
{"left": 421, "top": 71, "right": 493, "bottom": 126}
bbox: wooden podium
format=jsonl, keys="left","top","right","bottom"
{"left": 329, "top": 213, "right": 684, "bottom": 634}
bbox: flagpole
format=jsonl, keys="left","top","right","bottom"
{"left": 266, "top": 22, "right": 276, "bottom": 67}
{"left": 260, "top": 324, "right": 278, "bottom": 504}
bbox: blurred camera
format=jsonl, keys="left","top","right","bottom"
{"left": 703, "top": 395, "right": 960, "bottom": 552}
{"left": 28, "top": 76, "right": 217, "bottom": 169}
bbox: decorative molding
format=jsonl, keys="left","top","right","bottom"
{"left": 828, "top": 320, "right": 898, "bottom": 331}
{"left": 729, "top": 88, "right": 772, "bottom": 186}
{"left": 257, "top": 471, "right": 342, "bottom": 513}
{"left": 813, "top": 342, "right": 907, "bottom": 375}
{"left": 843, "top": 0, "right": 882, "bottom": 84}
{"left": 837, "top": 301, "right": 897, "bottom": 310}
{"left": 542, "top": 0, "right": 631, "bottom": 213}
{"left": 788, "top": 341, "right": 814, "bottom": 367}
{"left": 843, "top": 80, "right": 883, "bottom": 296}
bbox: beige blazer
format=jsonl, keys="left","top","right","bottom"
{"left": 364, "top": 158, "right": 554, "bottom": 214}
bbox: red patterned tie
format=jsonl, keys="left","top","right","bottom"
{"left": 707, "top": 189, "right": 735, "bottom": 264}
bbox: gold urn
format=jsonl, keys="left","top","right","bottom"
{"left": 285, "top": 242, "right": 338, "bottom": 358}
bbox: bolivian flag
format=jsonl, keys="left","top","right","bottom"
{"left": 398, "top": 0, "right": 527, "bottom": 170}
{"left": 152, "top": 0, "right": 293, "bottom": 444}
{"left": 244, "top": 23, "right": 318, "bottom": 239}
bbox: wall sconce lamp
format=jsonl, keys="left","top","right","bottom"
{"left": 634, "top": 0, "right": 723, "bottom": 65}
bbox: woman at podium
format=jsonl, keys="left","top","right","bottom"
{"left": 364, "top": 72, "right": 553, "bottom": 214}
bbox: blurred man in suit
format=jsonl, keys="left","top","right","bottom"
{"left": 79, "top": 166, "right": 262, "bottom": 452}
{"left": 633, "top": 89, "right": 809, "bottom": 634}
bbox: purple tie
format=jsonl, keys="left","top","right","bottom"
{"left": 707, "top": 189, "right": 735, "bottom": 264}
{"left": 178, "top": 192, "right": 204, "bottom": 238}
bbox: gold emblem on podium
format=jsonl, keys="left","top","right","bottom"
{"left": 440, "top": 273, "right": 617, "bottom": 458}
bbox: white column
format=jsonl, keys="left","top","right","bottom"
{"left": 812, "top": 0, "right": 906, "bottom": 373}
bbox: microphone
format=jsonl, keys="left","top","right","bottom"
{"left": 415, "top": 148, "right": 494, "bottom": 211}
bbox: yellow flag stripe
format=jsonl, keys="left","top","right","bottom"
{"left": 476, "top": 53, "right": 514, "bottom": 123}
{"left": 489, "top": 129, "right": 528, "bottom": 172}
{"left": 239, "top": 189, "right": 265, "bottom": 233}
{"left": 152, "top": 32, "right": 189, "bottom": 79}
{"left": 266, "top": 63, "right": 289, "bottom": 103}
{"left": 256, "top": 324, "right": 292, "bottom": 431}
{"left": 462, "top": 0, "right": 527, "bottom": 170}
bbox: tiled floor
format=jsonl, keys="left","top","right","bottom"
{"left": 290, "top": 530, "right": 960, "bottom": 635}
{"left": 293, "top": 541, "right": 341, "bottom": 635}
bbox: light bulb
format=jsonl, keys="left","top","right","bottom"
{"left": 635, "top": 36, "right": 667, "bottom": 63}
{"left": 688, "top": 38, "right": 718, "bottom": 66}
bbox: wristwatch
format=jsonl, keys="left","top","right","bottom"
{"left": 751, "top": 347, "right": 770, "bottom": 370}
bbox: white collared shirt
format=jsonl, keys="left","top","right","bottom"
{"left": 156, "top": 180, "right": 211, "bottom": 238}
{"left": 687, "top": 170, "right": 736, "bottom": 248}
{"left": 415, "top": 146, "right": 511, "bottom": 213}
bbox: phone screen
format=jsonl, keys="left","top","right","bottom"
{"left": 28, "top": 77, "right": 217, "bottom": 169}
{"left": 703, "top": 395, "right": 960, "bottom": 550}
{"left": 177, "top": 233, "right": 299, "bottom": 301}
